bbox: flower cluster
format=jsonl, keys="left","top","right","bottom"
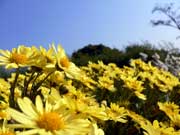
{"left": 0, "top": 45, "right": 128, "bottom": 135}
{"left": 0, "top": 44, "right": 180, "bottom": 135}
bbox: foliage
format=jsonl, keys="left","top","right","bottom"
{"left": 0, "top": 66, "right": 11, "bottom": 78}
{"left": 71, "top": 42, "right": 168, "bottom": 67}
{"left": 71, "top": 44, "right": 124, "bottom": 67}
{"left": 121, "top": 42, "right": 168, "bottom": 66}
{"left": 0, "top": 45, "right": 180, "bottom": 134}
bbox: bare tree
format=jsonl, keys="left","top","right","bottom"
{"left": 151, "top": 3, "right": 180, "bottom": 37}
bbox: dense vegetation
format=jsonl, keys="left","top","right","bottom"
{"left": 71, "top": 42, "right": 170, "bottom": 67}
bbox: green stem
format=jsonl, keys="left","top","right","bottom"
{"left": 30, "top": 71, "right": 54, "bottom": 100}
{"left": 22, "top": 71, "right": 36, "bottom": 97}
{"left": 9, "top": 68, "right": 19, "bottom": 108}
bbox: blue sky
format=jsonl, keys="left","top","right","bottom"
{"left": 0, "top": 0, "right": 180, "bottom": 55}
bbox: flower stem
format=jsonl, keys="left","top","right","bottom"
{"left": 9, "top": 68, "right": 19, "bottom": 108}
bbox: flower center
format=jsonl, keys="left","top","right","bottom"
{"left": 11, "top": 53, "right": 27, "bottom": 64}
{"left": 0, "top": 131, "right": 15, "bottom": 135}
{"left": 0, "top": 111, "right": 7, "bottom": 119}
{"left": 36, "top": 112, "right": 65, "bottom": 131}
{"left": 60, "top": 57, "right": 70, "bottom": 68}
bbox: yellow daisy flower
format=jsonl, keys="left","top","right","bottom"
{"left": 88, "top": 123, "right": 104, "bottom": 135}
{"left": 158, "top": 102, "right": 179, "bottom": 117}
{"left": 128, "top": 110, "right": 180, "bottom": 135}
{"left": 39, "top": 46, "right": 56, "bottom": 70}
{"left": 52, "top": 44, "right": 83, "bottom": 80}
{"left": 8, "top": 96, "right": 92, "bottom": 135}
{"left": 0, "top": 109, "right": 11, "bottom": 120}
{"left": 49, "top": 71, "right": 65, "bottom": 85}
{"left": 63, "top": 96, "right": 108, "bottom": 121}
{"left": 123, "top": 77, "right": 146, "bottom": 100}
{"left": 98, "top": 76, "right": 116, "bottom": 92}
{"left": 158, "top": 102, "right": 180, "bottom": 127}
{"left": 141, "top": 120, "right": 178, "bottom": 135}
{"left": 106, "top": 103, "right": 127, "bottom": 123}
{"left": 0, "top": 78, "right": 10, "bottom": 110}
{"left": 0, "top": 45, "right": 45, "bottom": 69}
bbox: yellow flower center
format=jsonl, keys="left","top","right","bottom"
{"left": 60, "top": 57, "right": 70, "bottom": 68}
{"left": 0, "top": 112, "right": 7, "bottom": 119}
{"left": 11, "top": 53, "right": 27, "bottom": 64}
{"left": 36, "top": 112, "right": 65, "bottom": 131}
{"left": 0, "top": 131, "right": 15, "bottom": 135}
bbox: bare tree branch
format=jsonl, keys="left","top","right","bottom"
{"left": 151, "top": 3, "right": 180, "bottom": 30}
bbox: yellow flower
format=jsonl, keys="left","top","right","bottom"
{"left": 106, "top": 103, "right": 127, "bottom": 123}
{"left": 124, "top": 77, "right": 144, "bottom": 92}
{"left": 63, "top": 96, "right": 108, "bottom": 121}
{"left": 129, "top": 59, "right": 180, "bottom": 93}
{"left": 48, "top": 84, "right": 106, "bottom": 121}
{"left": 8, "top": 96, "right": 92, "bottom": 135}
{"left": 123, "top": 77, "right": 146, "bottom": 100}
{"left": 39, "top": 46, "right": 56, "bottom": 70}
{"left": 158, "top": 102, "right": 180, "bottom": 127}
{"left": 88, "top": 123, "right": 104, "bottom": 135}
{"left": 0, "top": 79, "right": 10, "bottom": 110}
{"left": 142, "top": 120, "right": 178, "bottom": 135}
{"left": 49, "top": 71, "right": 65, "bottom": 84}
{"left": 154, "top": 70, "right": 180, "bottom": 92}
{"left": 52, "top": 44, "right": 83, "bottom": 80}
{"left": 46, "top": 87, "right": 62, "bottom": 104}
{"left": 127, "top": 110, "right": 148, "bottom": 125}
{"left": 0, "top": 109, "right": 10, "bottom": 120}
{"left": 0, "top": 46, "right": 45, "bottom": 69}
{"left": 158, "top": 102, "right": 179, "bottom": 117}
{"left": 127, "top": 110, "right": 179, "bottom": 135}
{"left": 0, "top": 79, "right": 10, "bottom": 94}
{"left": 130, "top": 59, "right": 156, "bottom": 71}
{"left": 98, "top": 76, "right": 116, "bottom": 92}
